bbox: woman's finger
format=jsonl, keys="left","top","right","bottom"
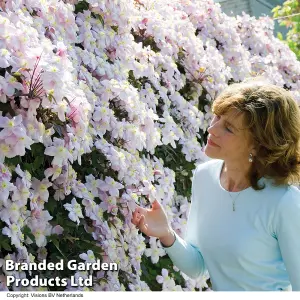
{"left": 137, "top": 206, "right": 148, "bottom": 215}
{"left": 135, "top": 214, "right": 143, "bottom": 230}
{"left": 138, "top": 215, "right": 147, "bottom": 233}
{"left": 131, "top": 210, "right": 139, "bottom": 225}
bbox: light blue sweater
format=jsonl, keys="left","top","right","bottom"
{"left": 162, "top": 159, "right": 300, "bottom": 291}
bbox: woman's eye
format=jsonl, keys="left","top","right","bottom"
{"left": 213, "top": 115, "right": 233, "bottom": 133}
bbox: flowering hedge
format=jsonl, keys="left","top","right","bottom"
{"left": 0, "top": 0, "right": 300, "bottom": 292}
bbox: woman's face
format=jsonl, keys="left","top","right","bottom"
{"left": 204, "top": 108, "right": 257, "bottom": 163}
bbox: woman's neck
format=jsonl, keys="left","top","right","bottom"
{"left": 220, "top": 162, "right": 251, "bottom": 192}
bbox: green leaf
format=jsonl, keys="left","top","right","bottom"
{"left": 23, "top": 162, "right": 33, "bottom": 173}
{"left": 149, "top": 268, "right": 157, "bottom": 275}
{"left": 64, "top": 234, "right": 80, "bottom": 244}
{"left": 31, "top": 143, "right": 45, "bottom": 157}
{"left": 111, "top": 25, "right": 118, "bottom": 33}
{"left": 64, "top": 220, "right": 78, "bottom": 228}
{"left": 33, "top": 155, "right": 44, "bottom": 170}
{"left": 103, "top": 211, "right": 109, "bottom": 221}
{"left": 44, "top": 199, "right": 57, "bottom": 214}
{"left": 52, "top": 239, "right": 67, "bottom": 260}
{"left": 0, "top": 103, "right": 16, "bottom": 117}
{"left": 53, "top": 124, "right": 63, "bottom": 137}
{"left": 74, "top": 0, "right": 89, "bottom": 13}
{"left": 0, "top": 238, "right": 12, "bottom": 251}
{"left": 4, "top": 156, "right": 22, "bottom": 167}
{"left": 277, "top": 32, "right": 283, "bottom": 40}
{"left": 23, "top": 225, "right": 35, "bottom": 242}
{"left": 271, "top": 5, "right": 281, "bottom": 15}
{"left": 97, "top": 14, "right": 104, "bottom": 27}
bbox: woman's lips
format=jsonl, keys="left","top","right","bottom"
{"left": 207, "top": 138, "right": 219, "bottom": 147}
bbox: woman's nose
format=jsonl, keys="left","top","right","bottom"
{"left": 207, "top": 121, "right": 218, "bottom": 136}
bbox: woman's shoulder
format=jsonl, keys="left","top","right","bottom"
{"left": 279, "top": 185, "right": 300, "bottom": 207}
{"left": 191, "top": 159, "right": 223, "bottom": 186}
{"left": 194, "top": 158, "right": 222, "bottom": 176}
{"left": 272, "top": 185, "right": 300, "bottom": 235}
{"left": 271, "top": 185, "right": 300, "bottom": 221}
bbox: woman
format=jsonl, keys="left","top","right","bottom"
{"left": 131, "top": 78, "right": 300, "bottom": 291}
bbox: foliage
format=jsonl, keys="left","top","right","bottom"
{"left": 272, "top": 0, "right": 300, "bottom": 60}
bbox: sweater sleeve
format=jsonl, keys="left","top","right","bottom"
{"left": 161, "top": 164, "right": 207, "bottom": 279}
{"left": 275, "top": 186, "right": 300, "bottom": 291}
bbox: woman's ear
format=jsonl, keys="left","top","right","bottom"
{"left": 248, "top": 134, "right": 260, "bottom": 157}
{"left": 251, "top": 144, "right": 260, "bottom": 157}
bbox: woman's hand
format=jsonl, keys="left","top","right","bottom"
{"left": 131, "top": 199, "right": 172, "bottom": 239}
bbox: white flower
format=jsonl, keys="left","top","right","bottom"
{"left": 0, "top": 48, "right": 11, "bottom": 68}
{"left": 44, "top": 138, "right": 73, "bottom": 167}
{"left": 2, "top": 223, "right": 24, "bottom": 249}
{"left": 31, "top": 178, "right": 52, "bottom": 202}
{"left": 0, "top": 178, "right": 16, "bottom": 206}
{"left": 15, "top": 164, "right": 31, "bottom": 188}
{"left": 0, "top": 115, "right": 23, "bottom": 139}
{"left": 144, "top": 239, "right": 165, "bottom": 264}
{"left": 79, "top": 250, "right": 96, "bottom": 263}
{"left": 98, "top": 176, "right": 124, "bottom": 197}
{"left": 64, "top": 198, "right": 84, "bottom": 225}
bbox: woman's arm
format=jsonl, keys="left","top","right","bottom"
{"left": 275, "top": 187, "right": 300, "bottom": 291}
{"left": 160, "top": 165, "right": 207, "bottom": 279}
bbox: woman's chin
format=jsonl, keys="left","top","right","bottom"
{"left": 204, "top": 147, "right": 220, "bottom": 159}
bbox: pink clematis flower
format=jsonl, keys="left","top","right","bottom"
{"left": 3, "top": 72, "right": 23, "bottom": 97}
{"left": 0, "top": 115, "right": 23, "bottom": 139}
{"left": 98, "top": 176, "right": 124, "bottom": 197}
{"left": 31, "top": 178, "right": 52, "bottom": 202}
{"left": 28, "top": 211, "right": 53, "bottom": 247}
{"left": 79, "top": 250, "right": 96, "bottom": 263}
{"left": 6, "top": 133, "right": 34, "bottom": 156}
{"left": 0, "top": 49, "right": 11, "bottom": 68}
{"left": 0, "top": 163, "right": 11, "bottom": 181}
{"left": 44, "top": 165, "right": 62, "bottom": 181}
{"left": 0, "top": 76, "right": 7, "bottom": 103}
{"left": 44, "top": 138, "right": 73, "bottom": 167}
{"left": 64, "top": 198, "right": 84, "bottom": 225}
{"left": 0, "top": 199, "right": 23, "bottom": 225}
{"left": 2, "top": 223, "right": 24, "bottom": 249}
{"left": 15, "top": 164, "right": 31, "bottom": 188}
{"left": 56, "top": 41, "right": 68, "bottom": 58}
{"left": 51, "top": 225, "right": 64, "bottom": 235}
{"left": 0, "top": 177, "right": 16, "bottom": 206}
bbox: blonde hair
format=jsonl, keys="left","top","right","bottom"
{"left": 212, "top": 77, "right": 300, "bottom": 190}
